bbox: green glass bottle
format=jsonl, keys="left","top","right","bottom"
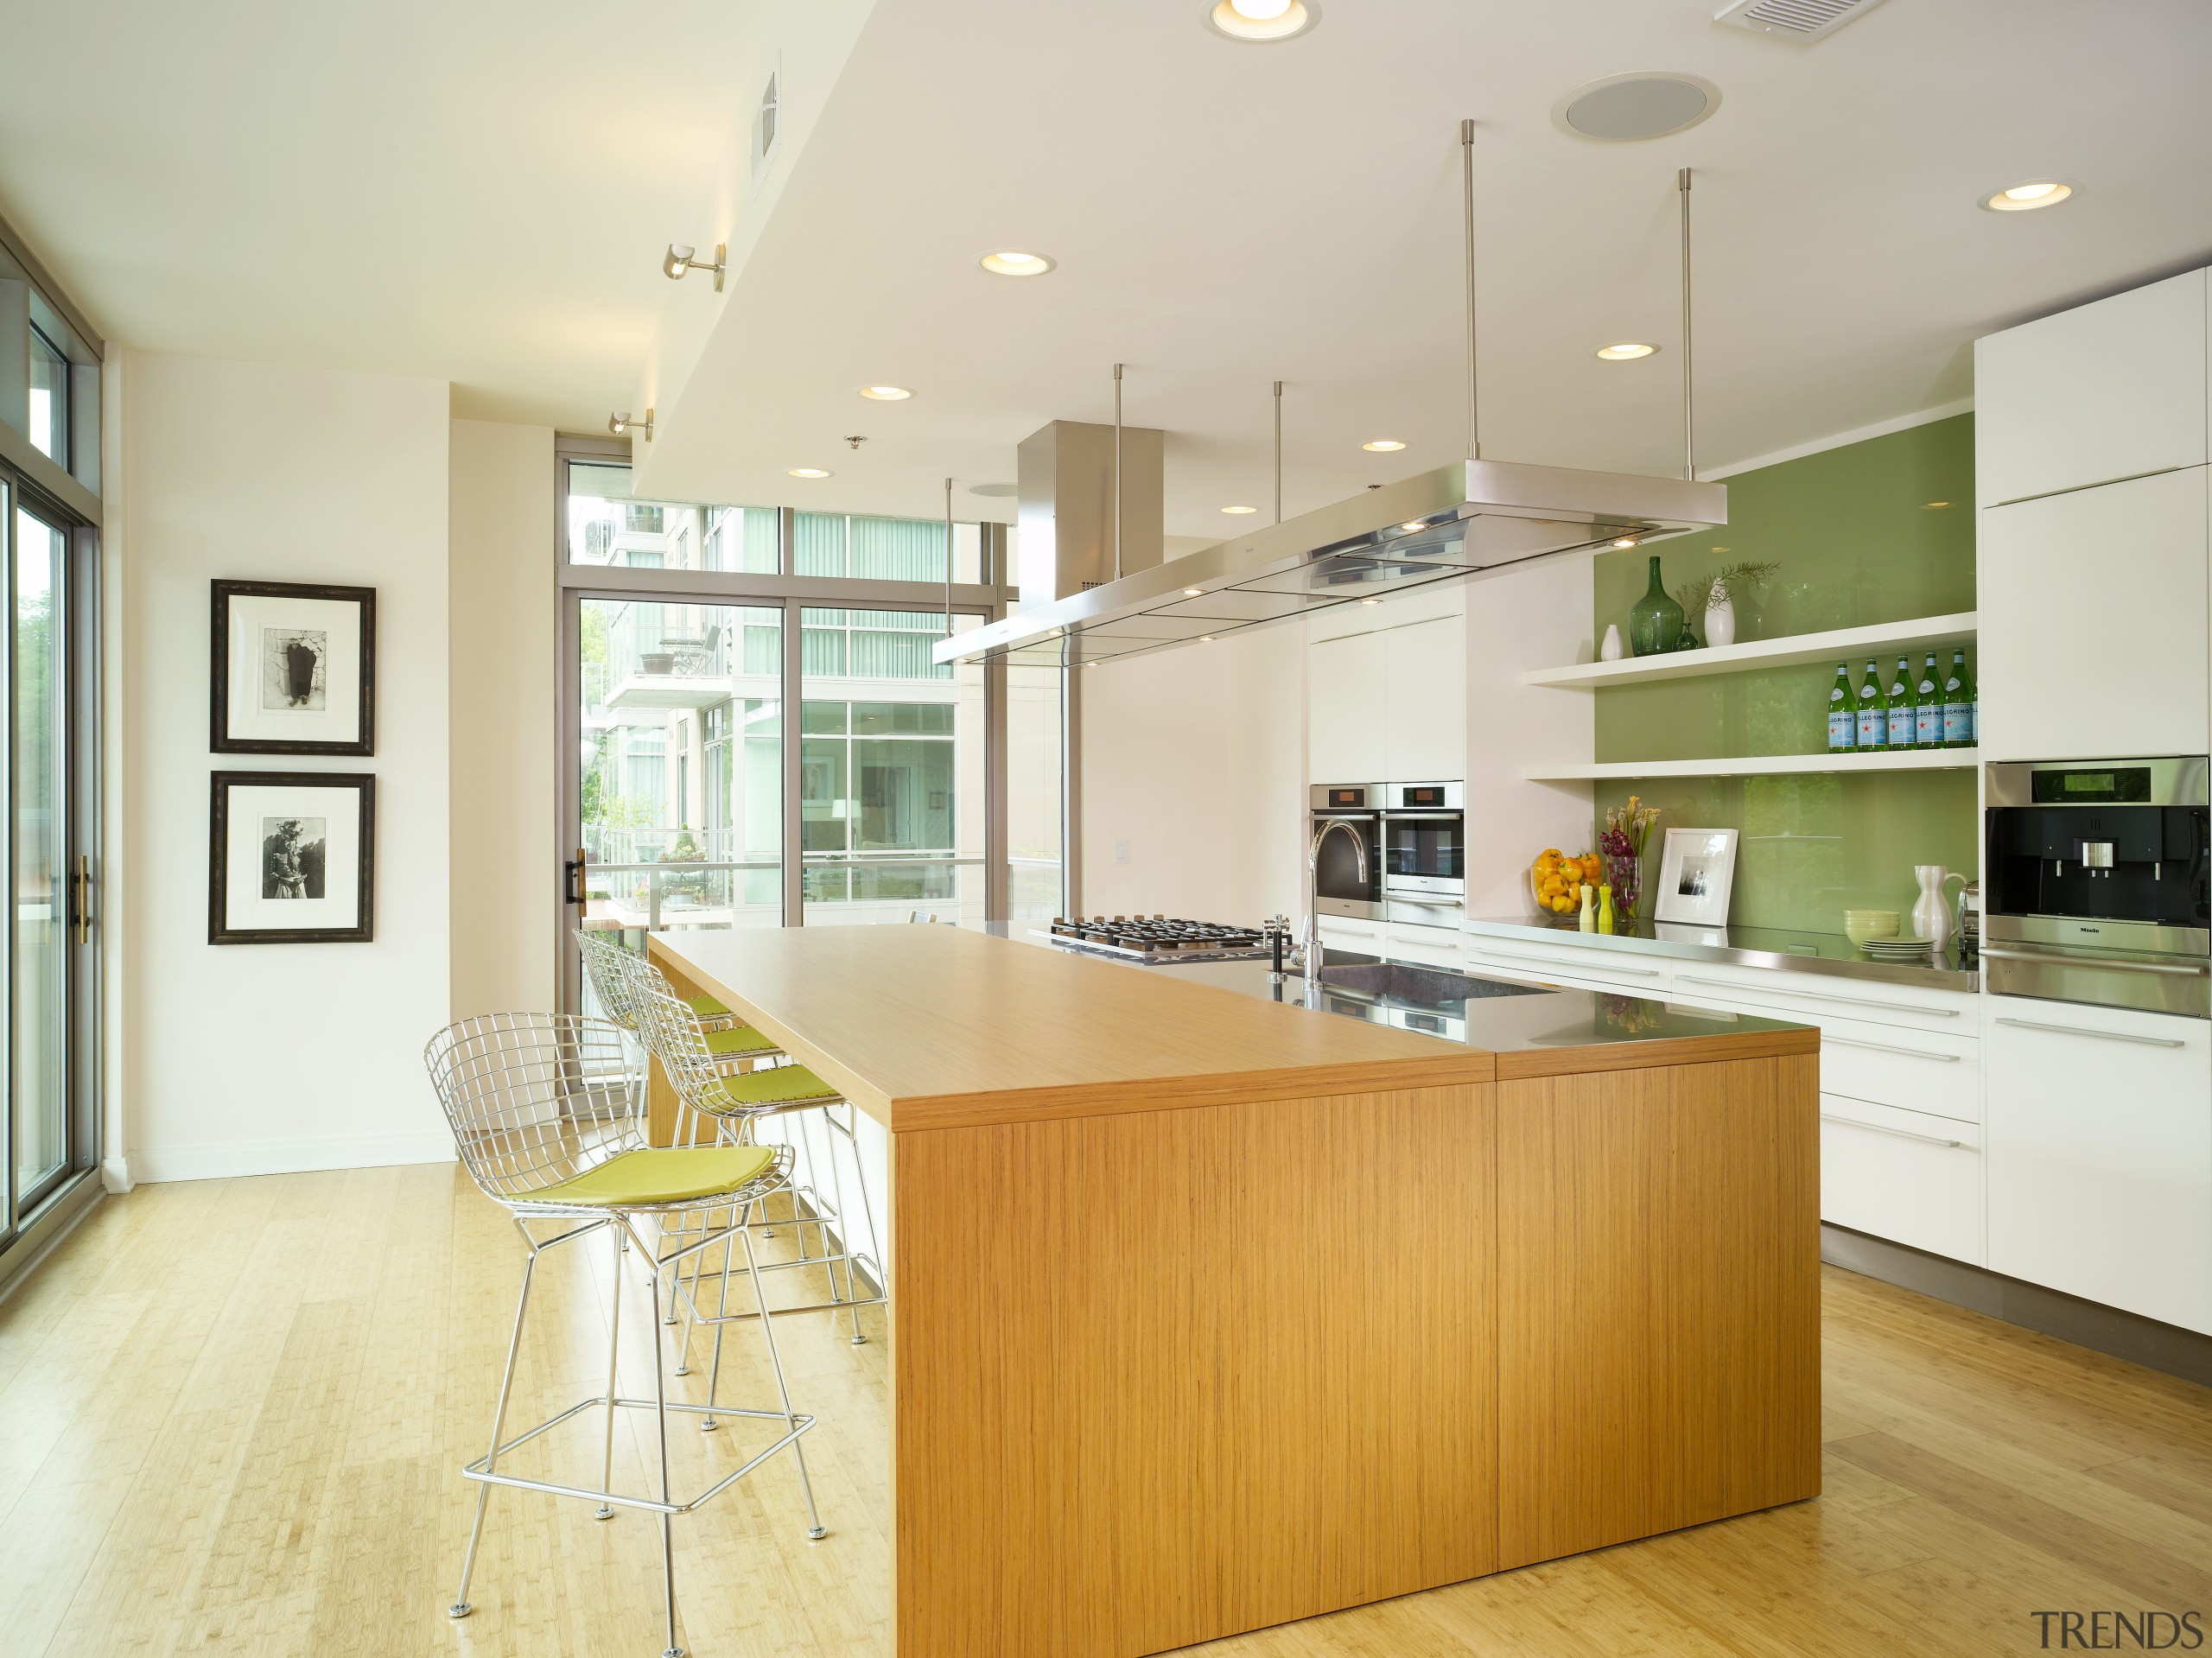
{"left": 1943, "top": 650, "right": 1975, "bottom": 748}
{"left": 1854, "top": 657, "right": 1884, "bottom": 751}
{"left": 1914, "top": 655, "right": 1942, "bottom": 749}
{"left": 1827, "top": 664, "right": 1854, "bottom": 753}
{"left": 1884, "top": 656, "right": 1913, "bottom": 752}
{"left": 1626, "top": 555, "right": 1684, "bottom": 657}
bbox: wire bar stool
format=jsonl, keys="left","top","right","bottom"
{"left": 424, "top": 1012, "right": 827, "bottom": 1658}
{"left": 626, "top": 959, "right": 889, "bottom": 1401}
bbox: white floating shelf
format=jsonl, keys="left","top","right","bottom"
{"left": 1524, "top": 748, "right": 1980, "bottom": 782}
{"left": 1522, "top": 611, "right": 1980, "bottom": 689}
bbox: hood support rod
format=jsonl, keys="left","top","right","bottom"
{"left": 1273, "top": 380, "right": 1284, "bottom": 524}
{"left": 1461, "top": 118, "right": 1481, "bottom": 461}
{"left": 1680, "top": 167, "right": 1695, "bottom": 484}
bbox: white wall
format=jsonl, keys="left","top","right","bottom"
{"left": 448, "top": 418, "right": 556, "bottom": 1019}
{"left": 1079, "top": 623, "right": 1305, "bottom": 924}
{"left": 121, "top": 352, "right": 454, "bottom": 1182}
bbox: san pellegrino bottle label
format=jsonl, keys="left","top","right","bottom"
{"left": 1946, "top": 654, "right": 1981, "bottom": 751}
{"left": 1885, "top": 657, "right": 1913, "bottom": 749}
{"left": 1914, "top": 655, "right": 1942, "bottom": 747}
{"left": 1855, "top": 658, "right": 1884, "bottom": 748}
{"left": 1827, "top": 663, "right": 1854, "bottom": 751}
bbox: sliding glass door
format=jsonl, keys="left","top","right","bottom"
{"left": 0, "top": 481, "right": 95, "bottom": 1249}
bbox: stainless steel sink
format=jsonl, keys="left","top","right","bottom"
{"left": 1318, "top": 962, "right": 1553, "bottom": 1003}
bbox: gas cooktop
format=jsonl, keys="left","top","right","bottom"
{"left": 1038, "top": 915, "right": 1277, "bottom": 963}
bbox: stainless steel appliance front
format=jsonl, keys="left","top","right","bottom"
{"left": 1984, "top": 757, "right": 2210, "bottom": 1017}
{"left": 1380, "top": 780, "right": 1465, "bottom": 928}
{"left": 1309, "top": 784, "right": 1383, "bottom": 920}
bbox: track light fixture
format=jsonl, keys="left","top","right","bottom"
{"left": 662, "top": 242, "right": 727, "bottom": 290}
{"left": 609, "top": 410, "right": 654, "bottom": 441}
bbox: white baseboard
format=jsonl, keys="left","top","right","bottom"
{"left": 100, "top": 1156, "right": 133, "bottom": 1194}
{"left": 131, "top": 1132, "right": 457, "bottom": 1185}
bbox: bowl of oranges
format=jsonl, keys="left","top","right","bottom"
{"left": 1529, "top": 848, "right": 1602, "bottom": 923}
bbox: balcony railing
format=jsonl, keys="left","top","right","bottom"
{"left": 580, "top": 853, "right": 987, "bottom": 931}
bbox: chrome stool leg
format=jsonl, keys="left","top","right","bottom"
{"left": 451, "top": 1236, "right": 539, "bottom": 1619}
{"left": 741, "top": 1222, "right": 827, "bottom": 1540}
{"left": 595, "top": 1223, "right": 621, "bottom": 1519}
{"left": 644, "top": 1230, "right": 685, "bottom": 1658}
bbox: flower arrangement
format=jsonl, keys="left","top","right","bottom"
{"left": 1598, "top": 796, "right": 1661, "bottom": 921}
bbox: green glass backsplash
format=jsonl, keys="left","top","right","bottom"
{"left": 1589, "top": 414, "right": 1979, "bottom": 933}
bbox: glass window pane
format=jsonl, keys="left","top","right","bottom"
{"left": 28, "top": 328, "right": 68, "bottom": 467}
{"left": 15, "top": 508, "right": 67, "bottom": 1200}
{"left": 565, "top": 463, "right": 779, "bottom": 575}
{"left": 801, "top": 608, "right": 982, "bottom": 925}
{"left": 1007, "top": 663, "right": 1065, "bottom": 922}
{"left": 577, "top": 599, "right": 782, "bottom": 1009}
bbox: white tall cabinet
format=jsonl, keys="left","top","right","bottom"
{"left": 1974, "top": 264, "right": 2212, "bottom": 1337}
{"left": 1306, "top": 589, "right": 1465, "bottom": 784}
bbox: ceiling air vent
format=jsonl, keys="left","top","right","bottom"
{"left": 1713, "top": 0, "right": 1891, "bottom": 41}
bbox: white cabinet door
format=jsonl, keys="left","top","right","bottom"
{"left": 1308, "top": 629, "right": 1386, "bottom": 782}
{"left": 1977, "top": 466, "right": 2210, "bottom": 762}
{"left": 1382, "top": 616, "right": 1466, "bottom": 781}
{"left": 1985, "top": 999, "right": 2212, "bottom": 1334}
{"left": 1975, "top": 268, "right": 2209, "bottom": 508}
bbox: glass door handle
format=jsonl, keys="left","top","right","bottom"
{"left": 564, "top": 847, "right": 588, "bottom": 905}
{"left": 78, "top": 855, "right": 91, "bottom": 943}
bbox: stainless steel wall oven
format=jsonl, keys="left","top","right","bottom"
{"left": 1309, "top": 784, "right": 1383, "bottom": 920}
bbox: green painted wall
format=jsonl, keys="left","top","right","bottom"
{"left": 1590, "top": 414, "right": 1979, "bottom": 933}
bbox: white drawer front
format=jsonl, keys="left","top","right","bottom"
{"left": 1319, "top": 918, "right": 1385, "bottom": 954}
{"left": 1820, "top": 1095, "right": 1985, "bottom": 1266}
{"left": 1807, "top": 1014, "right": 1980, "bottom": 1124}
{"left": 1389, "top": 933, "right": 1465, "bottom": 969}
{"left": 1463, "top": 935, "right": 1671, "bottom": 998}
{"left": 1669, "top": 965, "right": 1974, "bottom": 1034}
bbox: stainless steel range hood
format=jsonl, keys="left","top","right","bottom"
{"left": 938, "top": 456, "right": 1725, "bottom": 668}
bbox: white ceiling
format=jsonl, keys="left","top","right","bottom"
{"left": 6, "top": 0, "right": 2209, "bottom": 539}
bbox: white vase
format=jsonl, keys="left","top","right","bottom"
{"left": 1911, "top": 864, "right": 1964, "bottom": 953}
{"left": 1599, "top": 624, "right": 1624, "bottom": 662}
{"left": 1704, "top": 580, "right": 1736, "bottom": 648}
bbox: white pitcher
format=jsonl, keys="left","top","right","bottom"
{"left": 1912, "top": 865, "right": 1967, "bottom": 954}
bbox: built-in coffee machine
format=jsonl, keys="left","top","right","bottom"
{"left": 1982, "top": 757, "right": 2211, "bottom": 1017}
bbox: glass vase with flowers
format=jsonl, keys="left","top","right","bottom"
{"left": 1598, "top": 797, "right": 1662, "bottom": 922}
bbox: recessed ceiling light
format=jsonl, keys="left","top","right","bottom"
{"left": 857, "top": 384, "right": 912, "bottom": 400}
{"left": 1363, "top": 440, "right": 1406, "bottom": 452}
{"left": 1203, "top": 0, "right": 1319, "bottom": 43}
{"left": 1595, "top": 342, "right": 1658, "bottom": 361}
{"left": 980, "top": 250, "right": 1057, "bottom": 276}
{"left": 1222, "top": 504, "right": 1258, "bottom": 514}
{"left": 1611, "top": 537, "right": 1638, "bottom": 549}
{"left": 1982, "top": 180, "right": 2074, "bottom": 213}
{"left": 788, "top": 467, "right": 832, "bottom": 479}
{"left": 1183, "top": 587, "right": 1204, "bottom": 596}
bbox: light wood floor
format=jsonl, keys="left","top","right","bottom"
{"left": 2, "top": 1165, "right": 2208, "bottom": 1657}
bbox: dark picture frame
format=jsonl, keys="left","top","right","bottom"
{"left": 211, "top": 580, "right": 376, "bottom": 756}
{"left": 209, "top": 771, "right": 377, "bottom": 944}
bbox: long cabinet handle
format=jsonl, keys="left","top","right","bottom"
{"left": 1675, "top": 973, "right": 1961, "bottom": 1017}
{"left": 1823, "top": 1034, "right": 1961, "bottom": 1063}
{"left": 1993, "top": 1016, "right": 2188, "bottom": 1050}
{"left": 1981, "top": 945, "right": 2209, "bottom": 978}
{"left": 1820, "top": 1111, "right": 1965, "bottom": 1149}
{"left": 1473, "top": 948, "right": 1663, "bottom": 978}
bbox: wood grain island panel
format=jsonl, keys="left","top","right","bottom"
{"left": 647, "top": 926, "right": 1821, "bottom": 1658}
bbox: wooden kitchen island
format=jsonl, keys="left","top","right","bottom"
{"left": 648, "top": 924, "right": 1821, "bottom": 1658}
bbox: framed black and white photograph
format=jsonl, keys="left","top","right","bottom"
{"left": 1654, "top": 827, "right": 1739, "bottom": 926}
{"left": 209, "top": 772, "right": 375, "bottom": 943}
{"left": 212, "top": 580, "right": 375, "bottom": 755}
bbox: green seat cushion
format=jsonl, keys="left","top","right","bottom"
{"left": 527, "top": 1145, "right": 779, "bottom": 1209}
{"left": 683, "top": 994, "right": 733, "bottom": 1019}
{"left": 711, "top": 1064, "right": 842, "bottom": 1110}
{"left": 705, "top": 1025, "right": 780, "bottom": 1058}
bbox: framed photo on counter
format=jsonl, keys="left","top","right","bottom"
{"left": 1654, "top": 827, "right": 1739, "bottom": 926}
{"left": 211, "top": 580, "right": 376, "bottom": 755}
{"left": 209, "top": 771, "right": 376, "bottom": 944}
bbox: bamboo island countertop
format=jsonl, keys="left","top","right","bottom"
{"left": 647, "top": 924, "right": 1814, "bottom": 1133}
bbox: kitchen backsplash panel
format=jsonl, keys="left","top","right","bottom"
{"left": 1590, "top": 414, "right": 1978, "bottom": 934}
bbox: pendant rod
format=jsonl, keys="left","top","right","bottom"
{"left": 1272, "top": 380, "right": 1284, "bottom": 524}
{"left": 1461, "top": 118, "right": 1480, "bottom": 462}
{"left": 1112, "top": 362, "right": 1125, "bottom": 581}
{"left": 1679, "top": 166, "right": 1695, "bottom": 484}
